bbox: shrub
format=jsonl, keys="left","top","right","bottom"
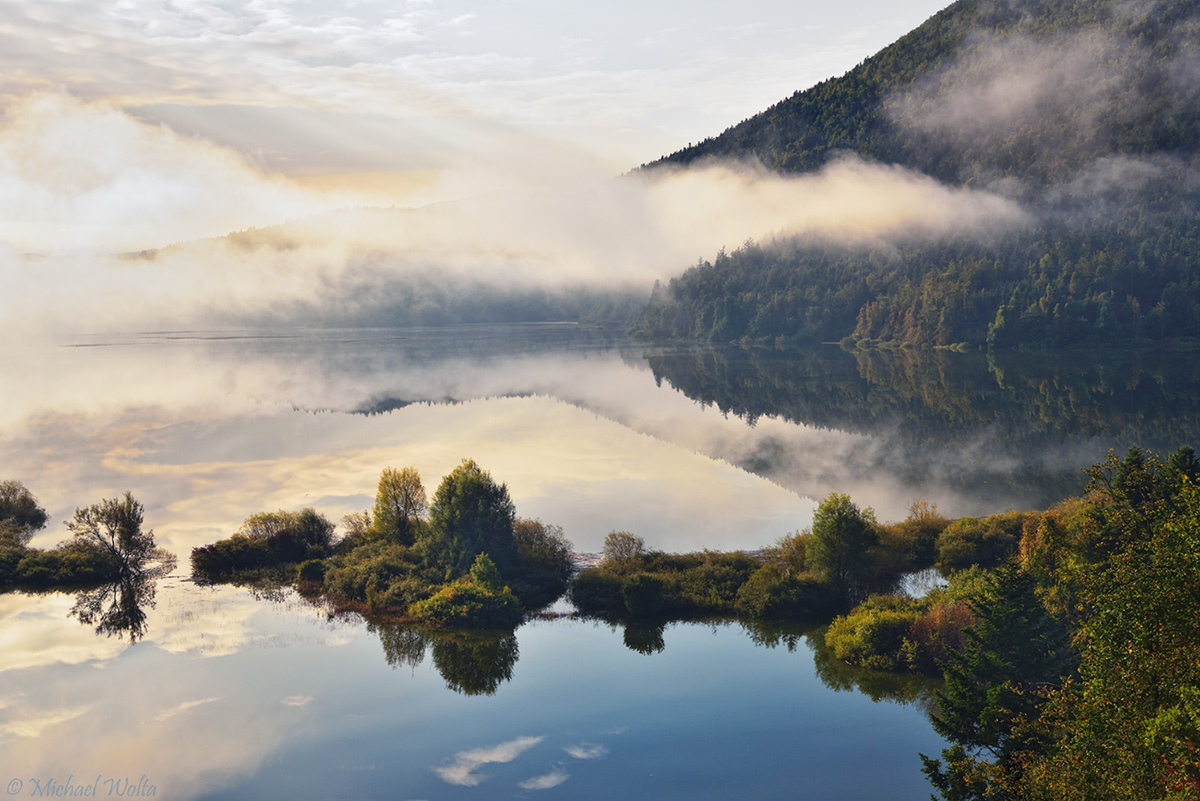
{"left": 672, "top": 552, "right": 759, "bottom": 612}
{"left": 570, "top": 567, "right": 625, "bottom": 614}
{"left": 322, "top": 540, "right": 427, "bottom": 609}
{"left": 826, "top": 596, "right": 923, "bottom": 671}
{"left": 736, "top": 565, "right": 840, "bottom": 619}
{"left": 507, "top": 518, "right": 574, "bottom": 610}
{"left": 410, "top": 556, "right": 524, "bottom": 628}
{"left": 904, "top": 599, "right": 976, "bottom": 673}
{"left": 297, "top": 559, "right": 327, "bottom": 583}
{"left": 622, "top": 574, "right": 666, "bottom": 617}
{"left": 602, "top": 531, "right": 646, "bottom": 564}
{"left": 192, "top": 509, "right": 336, "bottom": 580}
{"left": 935, "top": 510, "right": 1028, "bottom": 571}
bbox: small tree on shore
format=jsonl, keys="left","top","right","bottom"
{"left": 806, "top": 493, "right": 879, "bottom": 602}
{"left": 66, "top": 492, "right": 174, "bottom": 577}
{"left": 603, "top": 531, "right": 645, "bottom": 564}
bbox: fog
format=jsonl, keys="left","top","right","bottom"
{"left": 0, "top": 93, "right": 1029, "bottom": 339}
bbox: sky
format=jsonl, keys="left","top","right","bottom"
{"left": 0, "top": 0, "right": 951, "bottom": 215}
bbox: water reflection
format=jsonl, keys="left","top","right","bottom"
{"left": 621, "top": 620, "right": 666, "bottom": 654}
{"left": 65, "top": 545, "right": 176, "bottom": 642}
{"left": 371, "top": 619, "right": 520, "bottom": 696}
{"left": 807, "top": 627, "right": 939, "bottom": 711}
{"left": 644, "top": 344, "right": 1200, "bottom": 513}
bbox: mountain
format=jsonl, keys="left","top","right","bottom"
{"left": 634, "top": 0, "right": 1200, "bottom": 349}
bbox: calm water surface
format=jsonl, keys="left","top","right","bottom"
{"left": 2, "top": 325, "right": 1195, "bottom": 799}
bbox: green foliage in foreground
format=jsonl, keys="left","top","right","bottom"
{"left": 902, "top": 447, "right": 1200, "bottom": 801}
{"left": 573, "top": 498, "right": 948, "bottom": 623}
{"left": 824, "top": 567, "right": 986, "bottom": 674}
{"left": 934, "top": 510, "right": 1028, "bottom": 572}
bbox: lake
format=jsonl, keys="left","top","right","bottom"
{"left": 3, "top": 325, "right": 1196, "bottom": 799}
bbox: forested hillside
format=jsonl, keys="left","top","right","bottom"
{"left": 635, "top": 0, "right": 1200, "bottom": 349}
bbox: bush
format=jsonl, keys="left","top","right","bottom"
{"left": 671, "top": 552, "right": 759, "bottom": 612}
{"left": 826, "top": 596, "right": 923, "bottom": 671}
{"left": 7, "top": 539, "right": 119, "bottom": 586}
{"left": 191, "top": 509, "right": 336, "bottom": 580}
{"left": 322, "top": 540, "right": 428, "bottom": 609}
{"left": 570, "top": 567, "right": 625, "bottom": 614}
{"left": 622, "top": 574, "right": 666, "bottom": 617}
{"left": 735, "top": 565, "right": 841, "bottom": 619}
{"left": 508, "top": 518, "right": 574, "bottom": 610}
{"left": 603, "top": 531, "right": 646, "bottom": 563}
{"left": 410, "top": 556, "right": 524, "bottom": 628}
{"left": 297, "top": 559, "right": 327, "bottom": 583}
{"left": 935, "top": 511, "right": 1028, "bottom": 571}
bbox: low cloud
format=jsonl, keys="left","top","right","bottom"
{"left": 0, "top": 95, "right": 1029, "bottom": 341}
{"left": 888, "top": 30, "right": 1142, "bottom": 147}
{"left": 0, "top": 94, "right": 341, "bottom": 253}
{"left": 434, "top": 735, "right": 544, "bottom": 786}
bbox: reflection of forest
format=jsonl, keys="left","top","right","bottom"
{"left": 613, "top": 618, "right": 936, "bottom": 708}
{"left": 644, "top": 344, "right": 1200, "bottom": 507}
{"left": 645, "top": 345, "right": 1200, "bottom": 445}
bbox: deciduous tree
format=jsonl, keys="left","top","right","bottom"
{"left": 373, "top": 466, "right": 427, "bottom": 546}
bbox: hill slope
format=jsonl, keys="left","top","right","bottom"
{"left": 635, "top": 0, "right": 1200, "bottom": 349}
{"left": 645, "top": 0, "right": 1200, "bottom": 187}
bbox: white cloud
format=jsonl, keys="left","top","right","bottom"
{"left": 518, "top": 770, "right": 569, "bottom": 790}
{"left": 0, "top": 94, "right": 338, "bottom": 252}
{"left": 434, "top": 735, "right": 544, "bottom": 786}
{"left": 0, "top": 706, "right": 92, "bottom": 739}
{"left": 154, "top": 697, "right": 220, "bottom": 722}
{"left": 564, "top": 743, "right": 608, "bottom": 759}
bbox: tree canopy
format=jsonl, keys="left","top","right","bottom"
{"left": 425, "top": 459, "right": 517, "bottom": 577}
{"left": 372, "top": 466, "right": 427, "bottom": 545}
{"left": 806, "top": 493, "right": 880, "bottom": 601}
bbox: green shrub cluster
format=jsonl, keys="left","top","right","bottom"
{"left": 191, "top": 462, "right": 575, "bottom": 628}
{"left": 191, "top": 508, "right": 335, "bottom": 580}
{"left": 408, "top": 555, "right": 523, "bottom": 629}
{"left": 0, "top": 539, "right": 120, "bottom": 587}
{"left": 1, "top": 483, "right": 168, "bottom": 588}
{"left": 571, "top": 545, "right": 842, "bottom": 620}
{"left": 825, "top": 569, "right": 984, "bottom": 674}
{"left": 934, "top": 510, "right": 1028, "bottom": 571}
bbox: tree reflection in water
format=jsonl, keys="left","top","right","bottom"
{"left": 806, "top": 628, "right": 939, "bottom": 713}
{"left": 622, "top": 620, "right": 666, "bottom": 654}
{"left": 68, "top": 560, "right": 175, "bottom": 642}
{"left": 372, "top": 620, "right": 519, "bottom": 697}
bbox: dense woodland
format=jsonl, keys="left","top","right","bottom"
{"left": 634, "top": 0, "right": 1200, "bottom": 350}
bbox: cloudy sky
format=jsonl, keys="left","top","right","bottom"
{"left": 0, "top": 0, "right": 948, "bottom": 210}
